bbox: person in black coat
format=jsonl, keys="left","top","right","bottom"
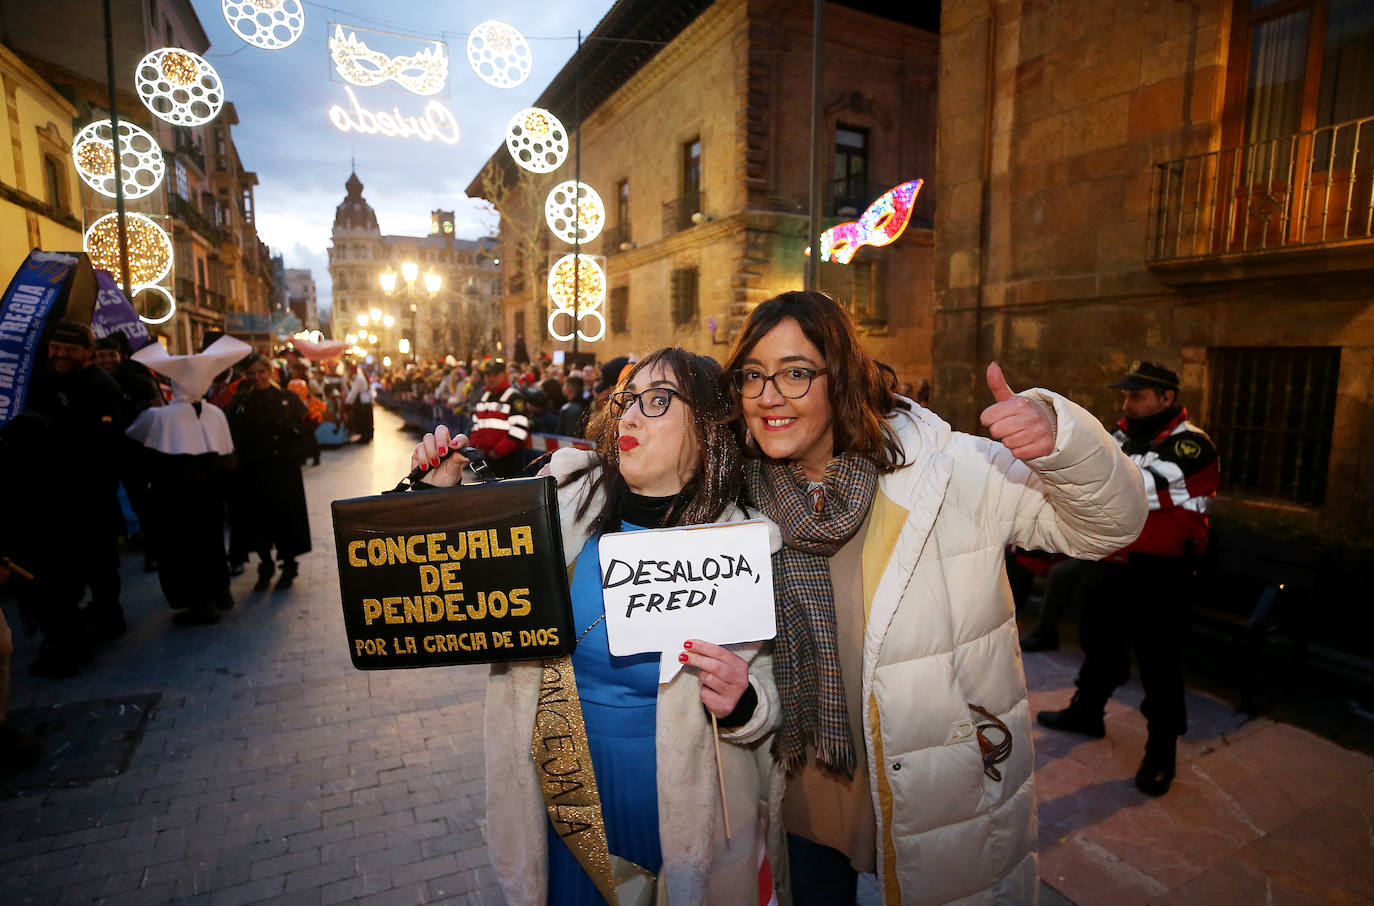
{"left": 4, "top": 321, "right": 125, "bottom": 676}
{"left": 225, "top": 356, "right": 312, "bottom": 591}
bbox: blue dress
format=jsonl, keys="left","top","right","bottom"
{"left": 546, "top": 523, "right": 663, "bottom": 905}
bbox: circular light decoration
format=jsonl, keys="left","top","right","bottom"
{"left": 135, "top": 47, "right": 225, "bottom": 127}
{"left": 546, "top": 254, "right": 606, "bottom": 343}
{"left": 133, "top": 284, "right": 177, "bottom": 325}
{"left": 84, "top": 212, "right": 174, "bottom": 290}
{"left": 71, "top": 120, "right": 165, "bottom": 200}
{"left": 466, "top": 20, "right": 532, "bottom": 89}
{"left": 506, "top": 107, "right": 568, "bottom": 174}
{"left": 545, "top": 180, "right": 605, "bottom": 244}
{"left": 221, "top": 0, "right": 305, "bottom": 50}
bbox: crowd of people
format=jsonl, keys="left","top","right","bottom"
{"left": 0, "top": 327, "right": 351, "bottom": 681}
{"left": 2, "top": 290, "right": 1220, "bottom": 905}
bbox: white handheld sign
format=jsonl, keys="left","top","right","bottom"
{"left": 598, "top": 520, "right": 776, "bottom": 683}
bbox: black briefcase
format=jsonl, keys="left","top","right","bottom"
{"left": 331, "top": 473, "right": 574, "bottom": 670}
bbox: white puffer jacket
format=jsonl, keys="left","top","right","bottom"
{"left": 485, "top": 449, "right": 789, "bottom": 906}
{"left": 851, "top": 391, "right": 1146, "bottom": 905}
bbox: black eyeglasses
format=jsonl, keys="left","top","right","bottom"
{"left": 731, "top": 366, "right": 828, "bottom": 400}
{"left": 608, "top": 387, "right": 689, "bottom": 419}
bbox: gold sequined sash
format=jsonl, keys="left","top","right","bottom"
{"left": 532, "top": 655, "right": 656, "bottom": 906}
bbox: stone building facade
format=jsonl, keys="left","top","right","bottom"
{"left": 2, "top": 0, "right": 277, "bottom": 352}
{"left": 284, "top": 267, "right": 317, "bottom": 331}
{"left": 467, "top": 0, "right": 938, "bottom": 386}
{"left": 328, "top": 174, "right": 501, "bottom": 364}
{"left": 935, "top": 0, "right": 1374, "bottom": 528}
{"left": 0, "top": 44, "right": 83, "bottom": 278}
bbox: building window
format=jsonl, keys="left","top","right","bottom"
{"left": 1229, "top": 0, "right": 1374, "bottom": 149}
{"left": 819, "top": 259, "right": 886, "bottom": 326}
{"left": 670, "top": 267, "right": 698, "bottom": 325}
{"left": 1206, "top": 346, "right": 1340, "bottom": 506}
{"left": 610, "top": 285, "right": 629, "bottom": 333}
{"left": 42, "top": 154, "right": 65, "bottom": 212}
{"left": 1221, "top": 0, "right": 1374, "bottom": 243}
{"left": 833, "top": 125, "right": 870, "bottom": 216}
{"left": 682, "top": 138, "right": 701, "bottom": 200}
{"left": 617, "top": 179, "right": 630, "bottom": 227}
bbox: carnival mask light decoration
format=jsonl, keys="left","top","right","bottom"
{"left": 135, "top": 48, "right": 224, "bottom": 127}
{"left": 222, "top": 0, "right": 305, "bottom": 50}
{"left": 72, "top": 120, "right": 164, "bottom": 200}
{"left": 329, "top": 25, "right": 448, "bottom": 96}
{"left": 817, "top": 178, "right": 924, "bottom": 264}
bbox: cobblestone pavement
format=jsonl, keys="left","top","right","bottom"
{"left": 2, "top": 406, "right": 1371, "bottom": 905}
{"left": 2, "top": 409, "right": 497, "bottom": 906}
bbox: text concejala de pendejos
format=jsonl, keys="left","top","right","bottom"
{"left": 343, "top": 526, "right": 561, "bottom": 658}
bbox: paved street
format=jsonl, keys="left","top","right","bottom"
{"left": 2, "top": 405, "right": 1372, "bottom": 905}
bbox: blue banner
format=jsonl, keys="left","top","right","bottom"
{"left": 0, "top": 251, "right": 79, "bottom": 430}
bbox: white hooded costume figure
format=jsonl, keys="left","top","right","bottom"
{"left": 126, "top": 336, "right": 251, "bottom": 623}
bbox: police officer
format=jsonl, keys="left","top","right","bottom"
{"left": 1037, "top": 361, "right": 1219, "bottom": 796}
{"left": 469, "top": 360, "right": 530, "bottom": 478}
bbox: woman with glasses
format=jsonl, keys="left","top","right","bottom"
{"left": 723, "top": 291, "right": 1146, "bottom": 906}
{"left": 409, "top": 347, "right": 784, "bottom": 906}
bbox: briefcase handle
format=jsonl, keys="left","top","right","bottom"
{"left": 388, "top": 446, "right": 497, "bottom": 494}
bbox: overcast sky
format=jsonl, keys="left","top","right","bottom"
{"left": 189, "top": 0, "right": 614, "bottom": 311}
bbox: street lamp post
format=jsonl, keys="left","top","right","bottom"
{"left": 380, "top": 262, "right": 440, "bottom": 364}
{"left": 353, "top": 308, "right": 393, "bottom": 366}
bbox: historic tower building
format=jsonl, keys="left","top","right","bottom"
{"left": 328, "top": 172, "right": 382, "bottom": 344}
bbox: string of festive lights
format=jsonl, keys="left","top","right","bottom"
{"left": 466, "top": 20, "right": 531, "bottom": 89}
{"left": 135, "top": 47, "right": 224, "bottom": 126}
{"left": 222, "top": 0, "right": 305, "bottom": 50}
{"left": 546, "top": 254, "right": 607, "bottom": 342}
{"left": 545, "top": 180, "right": 604, "bottom": 244}
{"left": 83, "top": 212, "right": 174, "bottom": 290}
{"left": 133, "top": 284, "right": 177, "bottom": 325}
{"left": 71, "top": 120, "right": 165, "bottom": 200}
{"left": 506, "top": 107, "right": 568, "bottom": 173}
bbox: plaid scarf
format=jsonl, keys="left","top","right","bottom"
{"left": 745, "top": 453, "right": 878, "bottom": 777}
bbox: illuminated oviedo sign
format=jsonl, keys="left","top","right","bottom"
{"left": 328, "top": 85, "right": 459, "bottom": 144}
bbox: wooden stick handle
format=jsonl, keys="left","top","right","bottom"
{"left": 711, "top": 711, "right": 731, "bottom": 839}
{"left": 1, "top": 556, "right": 33, "bottom": 581}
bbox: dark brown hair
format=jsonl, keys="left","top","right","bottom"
{"left": 723, "top": 290, "right": 910, "bottom": 472}
{"left": 568, "top": 346, "right": 742, "bottom": 532}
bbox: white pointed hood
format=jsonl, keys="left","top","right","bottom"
{"left": 133, "top": 335, "right": 251, "bottom": 402}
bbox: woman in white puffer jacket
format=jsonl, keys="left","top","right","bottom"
{"left": 721, "top": 291, "right": 1147, "bottom": 906}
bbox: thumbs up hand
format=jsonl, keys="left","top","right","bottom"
{"left": 979, "top": 362, "right": 1055, "bottom": 460}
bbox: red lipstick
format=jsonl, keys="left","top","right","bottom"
{"left": 618, "top": 436, "right": 639, "bottom": 451}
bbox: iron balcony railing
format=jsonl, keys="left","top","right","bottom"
{"left": 1149, "top": 115, "right": 1374, "bottom": 261}
{"left": 602, "top": 222, "right": 631, "bottom": 254}
{"left": 662, "top": 191, "right": 703, "bottom": 235}
{"left": 823, "top": 178, "right": 934, "bottom": 228}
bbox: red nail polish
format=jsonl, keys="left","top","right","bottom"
{"left": 437, "top": 447, "right": 447, "bottom": 456}
{"left": 419, "top": 462, "right": 429, "bottom": 471}
{"left": 678, "top": 652, "right": 689, "bottom": 663}
{"left": 683, "top": 640, "right": 693, "bottom": 649}
{"left": 431, "top": 457, "right": 440, "bottom": 466}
